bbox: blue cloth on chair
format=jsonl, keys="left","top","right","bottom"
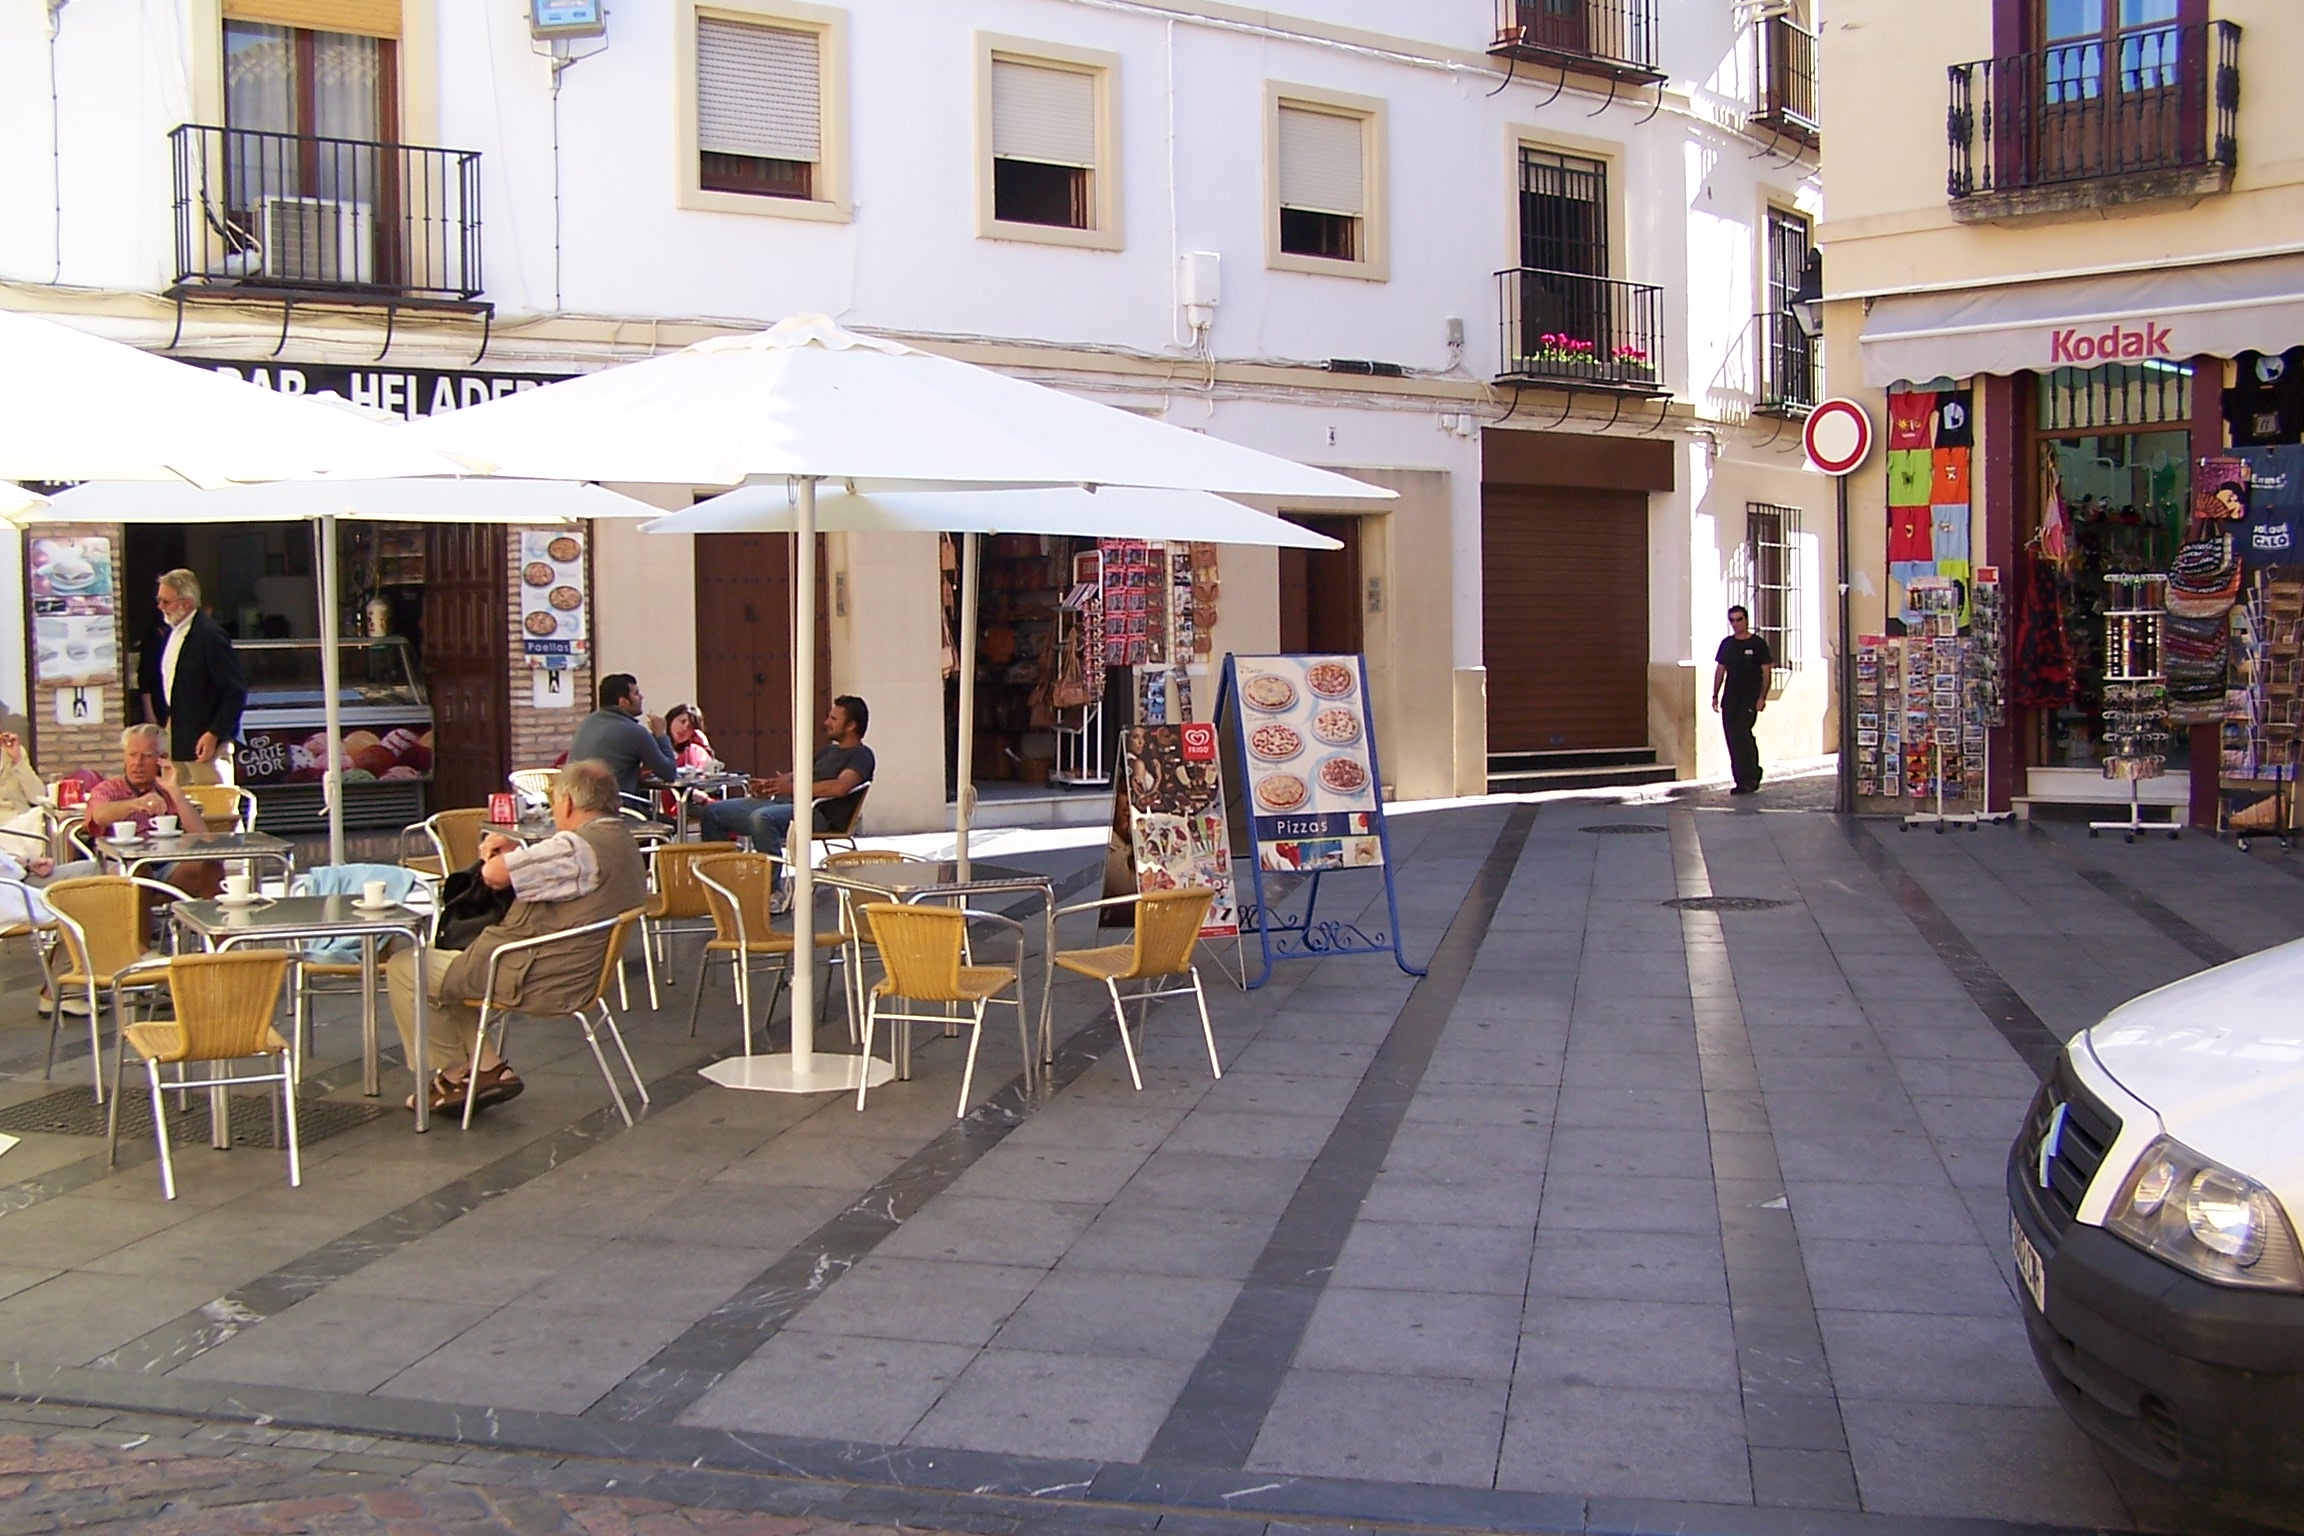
{"left": 291, "top": 864, "right": 426, "bottom": 960}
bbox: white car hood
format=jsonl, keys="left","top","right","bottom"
{"left": 2087, "top": 936, "right": 2304, "bottom": 1215}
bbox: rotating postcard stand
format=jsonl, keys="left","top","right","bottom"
{"left": 1216, "top": 654, "right": 1425, "bottom": 990}
{"left": 2092, "top": 574, "right": 2179, "bottom": 844}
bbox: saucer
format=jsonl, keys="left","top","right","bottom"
{"left": 351, "top": 897, "right": 400, "bottom": 913}
{"left": 215, "top": 892, "right": 266, "bottom": 908}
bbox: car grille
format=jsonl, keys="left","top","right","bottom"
{"left": 2016, "top": 1055, "right": 2121, "bottom": 1236}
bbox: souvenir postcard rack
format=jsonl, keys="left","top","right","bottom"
{"left": 1860, "top": 572, "right": 2005, "bottom": 826}
{"left": 2092, "top": 572, "right": 2179, "bottom": 842}
{"left": 2220, "top": 569, "right": 2303, "bottom": 849}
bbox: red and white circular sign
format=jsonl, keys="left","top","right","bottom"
{"left": 1803, "top": 398, "right": 1874, "bottom": 476}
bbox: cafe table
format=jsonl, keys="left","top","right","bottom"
{"left": 482, "top": 812, "right": 674, "bottom": 848}
{"left": 665, "top": 771, "right": 750, "bottom": 842}
{"left": 170, "top": 893, "right": 439, "bottom": 1131}
{"left": 98, "top": 829, "right": 296, "bottom": 884}
{"left": 811, "top": 858, "right": 1059, "bottom": 1087}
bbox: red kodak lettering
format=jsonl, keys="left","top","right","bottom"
{"left": 2050, "top": 321, "right": 2173, "bottom": 366}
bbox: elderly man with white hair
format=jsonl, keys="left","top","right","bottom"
{"left": 83, "top": 723, "right": 221, "bottom": 899}
{"left": 136, "top": 567, "right": 244, "bottom": 788}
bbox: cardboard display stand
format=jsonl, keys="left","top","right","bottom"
{"left": 1214, "top": 653, "right": 1424, "bottom": 989}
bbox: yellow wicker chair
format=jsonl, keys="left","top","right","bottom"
{"left": 42, "top": 875, "right": 179, "bottom": 1105}
{"left": 1050, "top": 887, "right": 1221, "bottom": 1090}
{"left": 453, "top": 909, "right": 651, "bottom": 1129}
{"left": 402, "top": 807, "right": 488, "bottom": 879}
{"left": 858, "top": 902, "right": 1023, "bottom": 1117}
{"left": 105, "top": 950, "right": 296, "bottom": 1201}
{"left": 179, "top": 783, "right": 257, "bottom": 832}
{"left": 693, "top": 853, "right": 847, "bottom": 1052}
{"left": 641, "top": 841, "right": 738, "bottom": 1018}
{"left": 507, "top": 768, "right": 557, "bottom": 811}
{"left": 823, "top": 848, "right": 925, "bottom": 1041}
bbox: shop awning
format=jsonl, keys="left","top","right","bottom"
{"left": 1858, "top": 252, "right": 2304, "bottom": 387}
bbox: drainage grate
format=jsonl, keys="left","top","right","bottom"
{"left": 1581, "top": 824, "right": 1668, "bottom": 835}
{"left": 1664, "top": 895, "right": 1794, "bottom": 912}
{"left": 0, "top": 1088, "right": 388, "bottom": 1146}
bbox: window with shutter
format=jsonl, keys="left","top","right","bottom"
{"left": 990, "top": 58, "right": 1096, "bottom": 229}
{"left": 1277, "top": 103, "right": 1365, "bottom": 262}
{"left": 697, "top": 16, "right": 821, "bottom": 200}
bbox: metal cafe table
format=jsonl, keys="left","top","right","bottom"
{"left": 97, "top": 829, "right": 296, "bottom": 883}
{"left": 170, "top": 893, "right": 440, "bottom": 1130}
{"left": 812, "top": 858, "right": 1059, "bottom": 1086}
{"left": 482, "top": 812, "right": 675, "bottom": 848}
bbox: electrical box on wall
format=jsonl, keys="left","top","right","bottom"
{"left": 529, "top": 0, "right": 605, "bottom": 40}
{"left": 1179, "top": 252, "right": 1222, "bottom": 330}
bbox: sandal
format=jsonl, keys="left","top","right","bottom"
{"left": 405, "top": 1070, "right": 468, "bottom": 1113}
{"left": 468, "top": 1062, "right": 525, "bottom": 1109}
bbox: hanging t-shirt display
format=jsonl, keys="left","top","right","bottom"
{"left": 1933, "top": 391, "right": 1974, "bottom": 449}
{"left": 2236, "top": 445, "right": 2304, "bottom": 570}
{"left": 1887, "top": 449, "right": 1932, "bottom": 508}
{"left": 1931, "top": 448, "right": 1971, "bottom": 505}
{"left": 2225, "top": 349, "right": 2304, "bottom": 448}
{"left": 1883, "top": 386, "right": 1975, "bottom": 632}
{"left": 1889, "top": 506, "right": 1933, "bottom": 563}
{"left": 1931, "top": 505, "right": 1972, "bottom": 565}
{"left": 1888, "top": 392, "right": 1936, "bottom": 451}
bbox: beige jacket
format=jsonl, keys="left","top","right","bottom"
{"left": 0, "top": 753, "right": 43, "bottom": 821}
{"left": 441, "top": 815, "right": 646, "bottom": 1014}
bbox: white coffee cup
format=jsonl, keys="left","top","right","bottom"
{"left": 151, "top": 814, "right": 180, "bottom": 837}
{"left": 362, "top": 879, "right": 389, "bottom": 907}
{"left": 224, "top": 873, "right": 254, "bottom": 901}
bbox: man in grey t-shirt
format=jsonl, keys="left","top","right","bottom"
{"left": 568, "top": 673, "right": 679, "bottom": 805}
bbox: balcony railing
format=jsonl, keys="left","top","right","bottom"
{"left": 1947, "top": 21, "right": 2238, "bottom": 217}
{"left": 1753, "top": 15, "right": 1819, "bottom": 141}
{"left": 170, "top": 123, "right": 484, "bottom": 304}
{"left": 1755, "top": 312, "right": 1819, "bottom": 418}
{"left": 1490, "top": 0, "right": 1663, "bottom": 85}
{"left": 1496, "top": 268, "right": 1665, "bottom": 392}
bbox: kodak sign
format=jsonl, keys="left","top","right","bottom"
{"left": 2049, "top": 321, "right": 2174, "bottom": 365}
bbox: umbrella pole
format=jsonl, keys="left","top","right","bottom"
{"left": 789, "top": 477, "right": 818, "bottom": 1071}
{"left": 316, "top": 514, "right": 346, "bottom": 867}
{"left": 955, "top": 532, "right": 980, "bottom": 879}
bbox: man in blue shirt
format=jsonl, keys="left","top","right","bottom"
{"left": 568, "top": 673, "right": 678, "bottom": 807}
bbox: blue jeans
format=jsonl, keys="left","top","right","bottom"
{"left": 699, "top": 796, "right": 796, "bottom": 852}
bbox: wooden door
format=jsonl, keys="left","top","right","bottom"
{"left": 1277, "top": 515, "right": 1364, "bottom": 657}
{"left": 1518, "top": 0, "right": 1589, "bottom": 54}
{"left": 421, "top": 523, "right": 508, "bottom": 810}
{"left": 693, "top": 533, "right": 829, "bottom": 778}
{"left": 1482, "top": 486, "right": 1648, "bottom": 752}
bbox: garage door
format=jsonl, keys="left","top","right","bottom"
{"left": 1482, "top": 486, "right": 1649, "bottom": 752}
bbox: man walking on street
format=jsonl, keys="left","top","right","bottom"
{"left": 1712, "top": 605, "right": 1773, "bottom": 796}
{"left": 138, "top": 569, "right": 243, "bottom": 788}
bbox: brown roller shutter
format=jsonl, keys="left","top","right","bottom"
{"left": 1483, "top": 486, "right": 1648, "bottom": 752}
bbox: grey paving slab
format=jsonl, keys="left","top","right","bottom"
{"left": 1515, "top": 1298, "right": 1738, "bottom": 1393}
{"left": 1817, "top": 1308, "right": 2053, "bottom": 1408}
{"left": 676, "top": 1331, "right": 976, "bottom": 1443}
{"left": 1495, "top": 1384, "right": 1752, "bottom": 1504}
{"left": 1838, "top": 1398, "right": 2134, "bottom": 1526}
{"left": 947, "top": 1143, "right": 1155, "bottom": 1204}
{"left": 1357, "top": 1170, "right": 1544, "bottom": 1228}
{"left": 1379, "top": 1123, "right": 1550, "bottom": 1176}
{"left": 907, "top": 1347, "right": 1192, "bottom": 1462}
{"left": 782, "top": 1256, "right": 1042, "bottom": 1347}
{"left": 874, "top": 1195, "right": 1104, "bottom": 1267}
{"left": 1117, "top": 1151, "right": 1311, "bottom": 1215}
{"left": 1246, "top": 1369, "right": 1508, "bottom": 1487}
{"left": 1522, "top": 1229, "right": 1729, "bottom": 1306}
{"left": 519, "top": 1240, "right": 776, "bottom": 1320}
{"left": 1542, "top": 1126, "right": 1713, "bottom": 1180}
{"left": 1331, "top": 1220, "right": 1535, "bottom": 1296}
{"left": 378, "top": 1301, "right": 692, "bottom": 1415}
{"left": 1784, "top": 1179, "right": 1983, "bottom": 1246}
{"left": 1800, "top": 1238, "right": 2017, "bottom": 1317}
{"left": 170, "top": 1294, "right": 496, "bottom": 1395}
{"left": 1548, "top": 1084, "right": 1706, "bottom": 1131}
{"left": 1294, "top": 1287, "right": 1523, "bottom": 1382}
{"left": 1056, "top": 1206, "right": 1278, "bottom": 1279}
{"left": 1532, "top": 1173, "right": 1718, "bottom": 1235}
{"left": 0, "top": 1271, "right": 227, "bottom": 1367}
{"left": 989, "top": 1272, "right": 1239, "bottom": 1362}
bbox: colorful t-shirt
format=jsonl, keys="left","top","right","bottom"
{"left": 1933, "top": 392, "right": 1975, "bottom": 449}
{"left": 1888, "top": 393, "right": 1936, "bottom": 451}
{"left": 1931, "top": 448, "right": 1971, "bottom": 505}
{"left": 1930, "top": 504, "right": 1972, "bottom": 565}
{"left": 1887, "top": 449, "right": 1933, "bottom": 508}
{"left": 1888, "top": 506, "right": 1934, "bottom": 563}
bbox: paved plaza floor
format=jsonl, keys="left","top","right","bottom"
{"left": 2, "top": 790, "right": 2300, "bottom": 1536}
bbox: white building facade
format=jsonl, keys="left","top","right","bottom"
{"left": 0, "top": 0, "right": 1829, "bottom": 831}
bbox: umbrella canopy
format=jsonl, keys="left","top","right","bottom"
{"left": 410, "top": 314, "right": 1396, "bottom": 501}
{"left": 0, "top": 308, "right": 482, "bottom": 487}
{"left": 646, "top": 483, "right": 1344, "bottom": 548}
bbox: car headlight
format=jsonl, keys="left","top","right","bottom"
{"left": 2106, "top": 1137, "right": 2304, "bottom": 1292}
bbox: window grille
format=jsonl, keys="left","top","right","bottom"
{"left": 2035, "top": 361, "right": 2192, "bottom": 432}
{"left": 1519, "top": 149, "right": 1608, "bottom": 275}
{"left": 1737, "top": 504, "right": 1803, "bottom": 670}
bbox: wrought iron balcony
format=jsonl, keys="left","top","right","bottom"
{"left": 169, "top": 123, "right": 484, "bottom": 306}
{"left": 1753, "top": 14, "right": 1819, "bottom": 144}
{"left": 1490, "top": 0, "right": 1663, "bottom": 86}
{"left": 1755, "top": 311, "right": 1819, "bottom": 418}
{"left": 1947, "top": 21, "right": 2238, "bottom": 221}
{"left": 1496, "top": 268, "right": 1665, "bottom": 393}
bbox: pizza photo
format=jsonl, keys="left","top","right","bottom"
{"left": 547, "top": 535, "right": 582, "bottom": 563}
{"left": 523, "top": 610, "right": 560, "bottom": 637}
{"left": 548, "top": 585, "right": 584, "bottom": 611}
{"left": 1255, "top": 772, "right": 1307, "bottom": 812}
{"left": 1248, "top": 722, "right": 1303, "bottom": 762}
{"left": 1317, "top": 755, "right": 1370, "bottom": 796}
{"left": 1311, "top": 706, "right": 1361, "bottom": 746}
{"left": 1242, "top": 674, "right": 1296, "bottom": 712}
{"left": 1305, "top": 660, "right": 1356, "bottom": 698}
{"left": 523, "top": 561, "right": 557, "bottom": 587}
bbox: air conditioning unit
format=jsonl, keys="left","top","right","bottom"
{"left": 259, "top": 196, "right": 375, "bottom": 286}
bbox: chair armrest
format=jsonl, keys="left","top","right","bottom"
{"left": 474, "top": 910, "right": 636, "bottom": 1010}
{"left": 1055, "top": 892, "right": 1149, "bottom": 920}
{"left": 0, "top": 878, "right": 49, "bottom": 930}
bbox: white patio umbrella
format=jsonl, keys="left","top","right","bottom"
{"left": 23, "top": 479, "right": 659, "bottom": 864}
{"left": 0, "top": 308, "right": 483, "bottom": 487}
{"left": 410, "top": 313, "right": 1393, "bottom": 1098}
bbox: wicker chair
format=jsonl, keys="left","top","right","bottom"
{"left": 403, "top": 807, "right": 488, "bottom": 880}
{"left": 42, "top": 875, "right": 180, "bottom": 1105}
{"left": 857, "top": 903, "right": 1024, "bottom": 1117}
{"left": 105, "top": 950, "right": 296, "bottom": 1201}
{"left": 1050, "top": 888, "right": 1221, "bottom": 1090}
{"left": 454, "top": 909, "right": 651, "bottom": 1129}
{"left": 693, "top": 853, "right": 846, "bottom": 1051}
{"left": 640, "top": 841, "right": 738, "bottom": 1016}
{"left": 507, "top": 768, "right": 557, "bottom": 811}
{"left": 179, "top": 783, "right": 257, "bottom": 832}
{"left": 823, "top": 849, "right": 924, "bottom": 1040}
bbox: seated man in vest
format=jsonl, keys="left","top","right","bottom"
{"left": 385, "top": 758, "right": 647, "bottom": 1114}
{"left": 699, "top": 695, "right": 874, "bottom": 856}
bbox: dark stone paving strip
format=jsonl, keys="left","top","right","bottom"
{"left": 0, "top": 1359, "right": 2109, "bottom": 1536}
{"left": 2017, "top": 824, "right": 2241, "bottom": 967}
{"left": 0, "top": 1045, "right": 406, "bottom": 1217}
{"left": 1142, "top": 805, "right": 1539, "bottom": 1470}
{"left": 92, "top": 1061, "right": 722, "bottom": 1376}
{"left": 1835, "top": 820, "right": 2063, "bottom": 1080}
{"left": 1670, "top": 812, "right": 1860, "bottom": 1513}
{"left": 586, "top": 862, "right": 1111, "bottom": 1424}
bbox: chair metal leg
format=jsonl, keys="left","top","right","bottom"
{"left": 87, "top": 984, "right": 109, "bottom": 1105}
{"left": 735, "top": 947, "right": 754, "bottom": 1056}
{"left": 686, "top": 947, "right": 714, "bottom": 1037}
{"left": 856, "top": 994, "right": 879, "bottom": 1111}
{"left": 146, "top": 1059, "right": 177, "bottom": 1201}
{"left": 616, "top": 950, "right": 631, "bottom": 1012}
{"left": 1191, "top": 967, "right": 1222, "bottom": 1080}
{"left": 104, "top": 1038, "right": 126, "bottom": 1167}
{"left": 461, "top": 1002, "right": 493, "bottom": 1130}
{"left": 956, "top": 998, "right": 987, "bottom": 1119}
{"left": 1107, "top": 977, "right": 1143, "bottom": 1090}
{"left": 642, "top": 916, "right": 662, "bottom": 1012}
{"left": 574, "top": 1008, "right": 633, "bottom": 1127}
{"left": 599, "top": 1001, "right": 648, "bottom": 1107}
{"left": 280, "top": 1055, "right": 302, "bottom": 1188}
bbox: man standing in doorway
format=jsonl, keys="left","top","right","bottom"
{"left": 1712, "top": 605, "right": 1773, "bottom": 796}
{"left": 138, "top": 569, "right": 244, "bottom": 788}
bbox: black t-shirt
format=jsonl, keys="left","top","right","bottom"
{"left": 815, "top": 741, "right": 875, "bottom": 787}
{"left": 1715, "top": 633, "right": 1774, "bottom": 704}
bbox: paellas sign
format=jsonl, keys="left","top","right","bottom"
{"left": 183, "top": 360, "right": 575, "bottom": 421}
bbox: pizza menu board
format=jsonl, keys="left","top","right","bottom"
{"left": 518, "top": 529, "right": 587, "bottom": 666}
{"left": 1234, "top": 654, "right": 1382, "bottom": 872}
{"left": 1119, "top": 722, "right": 1238, "bottom": 938}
